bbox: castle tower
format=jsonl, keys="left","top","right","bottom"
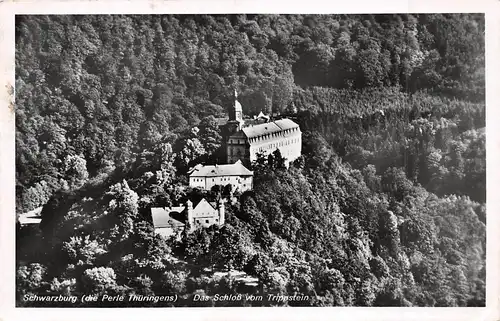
{"left": 186, "top": 199, "right": 194, "bottom": 232}
{"left": 227, "top": 89, "right": 243, "bottom": 134}
{"left": 229, "top": 89, "right": 243, "bottom": 122}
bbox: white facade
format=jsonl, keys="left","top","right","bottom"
{"left": 189, "top": 175, "right": 253, "bottom": 192}
{"left": 247, "top": 127, "right": 302, "bottom": 164}
{"left": 189, "top": 198, "right": 225, "bottom": 229}
{"left": 188, "top": 161, "right": 254, "bottom": 193}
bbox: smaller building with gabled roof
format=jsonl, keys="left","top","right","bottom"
{"left": 151, "top": 198, "right": 225, "bottom": 239}
{"left": 188, "top": 160, "right": 253, "bottom": 193}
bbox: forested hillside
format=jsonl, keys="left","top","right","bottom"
{"left": 16, "top": 14, "right": 485, "bottom": 307}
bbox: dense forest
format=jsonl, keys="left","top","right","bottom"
{"left": 15, "top": 14, "right": 485, "bottom": 307}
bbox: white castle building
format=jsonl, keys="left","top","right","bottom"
{"left": 225, "top": 91, "right": 302, "bottom": 166}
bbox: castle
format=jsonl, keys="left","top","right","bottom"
{"left": 225, "top": 91, "right": 302, "bottom": 166}
{"left": 151, "top": 90, "right": 301, "bottom": 238}
{"left": 151, "top": 198, "right": 225, "bottom": 239}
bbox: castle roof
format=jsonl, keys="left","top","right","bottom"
{"left": 240, "top": 118, "right": 300, "bottom": 139}
{"left": 194, "top": 198, "right": 219, "bottom": 212}
{"left": 189, "top": 160, "right": 253, "bottom": 177}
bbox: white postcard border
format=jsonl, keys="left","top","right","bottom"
{"left": 1, "top": 1, "right": 498, "bottom": 320}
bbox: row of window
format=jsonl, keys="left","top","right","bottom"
{"left": 229, "top": 131, "right": 300, "bottom": 145}
{"left": 193, "top": 177, "right": 249, "bottom": 183}
{"left": 219, "top": 177, "right": 248, "bottom": 181}
{"left": 194, "top": 177, "right": 248, "bottom": 181}
{"left": 248, "top": 128, "right": 300, "bottom": 143}
{"left": 256, "top": 138, "right": 301, "bottom": 153}
{"left": 195, "top": 218, "right": 218, "bottom": 224}
{"left": 211, "top": 178, "right": 246, "bottom": 185}
{"left": 195, "top": 212, "right": 217, "bottom": 216}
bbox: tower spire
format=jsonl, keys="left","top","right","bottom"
{"left": 227, "top": 87, "right": 243, "bottom": 133}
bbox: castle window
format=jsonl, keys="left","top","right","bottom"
{"left": 206, "top": 220, "right": 209, "bottom": 224}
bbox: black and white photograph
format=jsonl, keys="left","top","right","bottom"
{"left": 2, "top": 2, "right": 497, "bottom": 316}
